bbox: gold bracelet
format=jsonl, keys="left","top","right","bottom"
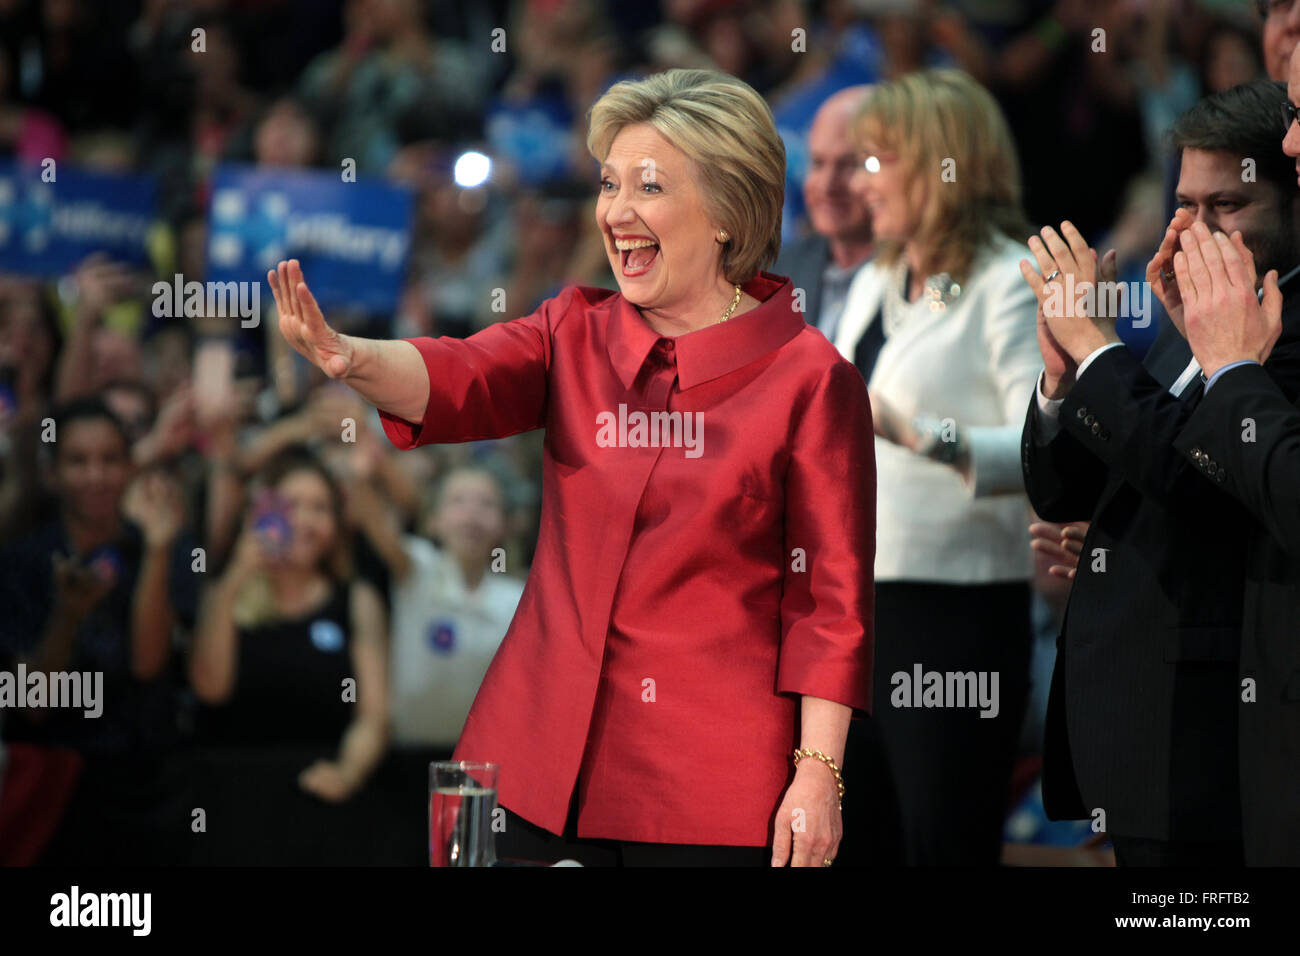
{"left": 792, "top": 748, "right": 845, "bottom": 809}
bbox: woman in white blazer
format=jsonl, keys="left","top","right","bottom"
{"left": 835, "top": 70, "right": 1040, "bottom": 866}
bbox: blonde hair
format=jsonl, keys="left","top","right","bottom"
{"left": 586, "top": 68, "right": 785, "bottom": 283}
{"left": 855, "top": 69, "right": 1030, "bottom": 282}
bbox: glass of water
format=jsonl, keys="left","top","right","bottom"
{"left": 429, "top": 761, "right": 499, "bottom": 867}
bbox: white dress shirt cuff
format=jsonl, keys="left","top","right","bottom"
{"left": 1033, "top": 343, "right": 1124, "bottom": 443}
{"left": 1034, "top": 371, "right": 1064, "bottom": 442}
{"left": 1076, "top": 341, "right": 1124, "bottom": 379}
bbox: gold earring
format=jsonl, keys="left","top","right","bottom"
{"left": 717, "top": 231, "right": 730, "bottom": 243}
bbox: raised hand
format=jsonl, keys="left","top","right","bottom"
{"left": 1175, "top": 223, "right": 1282, "bottom": 379}
{"left": 1020, "top": 256, "right": 1076, "bottom": 399}
{"left": 71, "top": 254, "right": 138, "bottom": 322}
{"left": 135, "top": 384, "right": 197, "bottom": 466}
{"left": 122, "top": 469, "right": 185, "bottom": 548}
{"left": 1020, "top": 221, "right": 1119, "bottom": 398}
{"left": 268, "top": 260, "right": 355, "bottom": 379}
{"left": 1146, "top": 208, "right": 1195, "bottom": 336}
{"left": 1023, "top": 222, "right": 1122, "bottom": 366}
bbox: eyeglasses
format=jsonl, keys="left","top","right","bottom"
{"left": 1282, "top": 100, "right": 1300, "bottom": 134}
{"left": 1259, "top": 0, "right": 1297, "bottom": 18}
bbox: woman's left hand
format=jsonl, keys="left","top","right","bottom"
{"left": 299, "top": 759, "right": 361, "bottom": 803}
{"left": 770, "top": 762, "right": 843, "bottom": 866}
{"left": 868, "top": 389, "right": 918, "bottom": 451}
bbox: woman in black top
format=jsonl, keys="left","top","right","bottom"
{"left": 189, "top": 449, "right": 389, "bottom": 864}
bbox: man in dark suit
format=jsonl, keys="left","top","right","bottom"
{"left": 1018, "top": 80, "right": 1300, "bottom": 865}
{"left": 1164, "top": 46, "right": 1300, "bottom": 865}
{"left": 774, "top": 86, "right": 874, "bottom": 344}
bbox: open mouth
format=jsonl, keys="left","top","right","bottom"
{"left": 615, "top": 237, "right": 660, "bottom": 277}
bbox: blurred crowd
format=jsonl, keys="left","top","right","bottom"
{"left": 0, "top": 0, "right": 1282, "bottom": 865}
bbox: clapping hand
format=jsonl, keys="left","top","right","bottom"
{"left": 1145, "top": 208, "right": 1195, "bottom": 337}
{"left": 1174, "top": 223, "right": 1282, "bottom": 379}
{"left": 1019, "top": 222, "right": 1122, "bottom": 370}
{"left": 1029, "top": 521, "right": 1087, "bottom": 580}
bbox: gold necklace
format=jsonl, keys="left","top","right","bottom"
{"left": 717, "top": 284, "right": 743, "bottom": 325}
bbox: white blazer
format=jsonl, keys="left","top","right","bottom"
{"left": 834, "top": 233, "right": 1039, "bottom": 584}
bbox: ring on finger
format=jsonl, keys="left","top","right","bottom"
{"left": 1043, "top": 269, "right": 1061, "bottom": 283}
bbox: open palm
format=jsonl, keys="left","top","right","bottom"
{"left": 268, "top": 259, "right": 354, "bottom": 379}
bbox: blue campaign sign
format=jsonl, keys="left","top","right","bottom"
{"left": 206, "top": 164, "right": 414, "bottom": 314}
{"left": 0, "top": 161, "right": 155, "bottom": 275}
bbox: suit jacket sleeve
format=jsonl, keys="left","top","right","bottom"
{"left": 777, "top": 359, "right": 876, "bottom": 715}
{"left": 1051, "top": 344, "right": 1214, "bottom": 502}
{"left": 1174, "top": 360, "right": 1300, "bottom": 558}
{"left": 1065, "top": 334, "right": 1300, "bottom": 505}
{"left": 1020, "top": 388, "right": 1110, "bottom": 522}
{"left": 377, "top": 287, "right": 569, "bottom": 448}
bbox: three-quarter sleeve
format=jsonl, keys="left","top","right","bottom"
{"left": 378, "top": 286, "right": 576, "bottom": 448}
{"left": 777, "top": 359, "right": 876, "bottom": 713}
{"left": 960, "top": 258, "right": 1042, "bottom": 497}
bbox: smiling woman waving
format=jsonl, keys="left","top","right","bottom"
{"left": 269, "top": 68, "right": 876, "bottom": 868}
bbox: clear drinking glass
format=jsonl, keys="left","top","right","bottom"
{"left": 429, "top": 761, "right": 499, "bottom": 867}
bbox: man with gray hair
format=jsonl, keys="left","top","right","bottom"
{"left": 776, "top": 86, "right": 875, "bottom": 344}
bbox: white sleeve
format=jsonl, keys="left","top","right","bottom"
{"left": 961, "top": 259, "right": 1044, "bottom": 496}
{"left": 1033, "top": 370, "right": 1065, "bottom": 442}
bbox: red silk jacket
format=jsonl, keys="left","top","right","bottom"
{"left": 379, "top": 271, "right": 875, "bottom": 846}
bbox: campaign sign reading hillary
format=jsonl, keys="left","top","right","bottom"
{"left": 0, "top": 160, "right": 155, "bottom": 275}
{"left": 206, "top": 164, "right": 414, "bottom": 314}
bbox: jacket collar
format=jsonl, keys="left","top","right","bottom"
{"left": 606, "top": 271, "right": 803, "bottom": 390}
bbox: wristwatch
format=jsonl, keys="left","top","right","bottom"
{"left": 912, "top": 415, "right": 963, "bottom": 465}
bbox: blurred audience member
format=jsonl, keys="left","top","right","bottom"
{"left": 252, "top": 95, "right": 321, "bottom": 169}
{"left": 389, "top": 143, "right": 512, "bottom": 339}
{"left": 775, "top": 85, "right": 875, "bottom": 344}
{"left": 0, "top": 45, "right": 66, "bottom": 162}
{"left": 188, "top": 447, "right": 390, "bottom": 864}
{"left": 0, "top": 279, "right": 61, "bottom": 540}
{"left": 0, "top": 397, "right": 196, "bottom": 864}
{"left": 1261, "top": 0, "right": 1300, "bottom": 82}
{"left": 298, "top": 0, "right": 488, "bottom": 173}
{"left": 835, "top": 69, "right": 1039, "bottom": 866}
{"left": 373, "top": 465, "right": 524, "bottom": 753}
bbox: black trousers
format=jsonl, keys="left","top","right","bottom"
{"left": 496, "top": 796, "right": 768, "bottom": 867}
{"left": 834, "top": 712, "right": 905, "bottom": 866}
{"left": 862, "top": 580, "right": 1033, "bottom": 866}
